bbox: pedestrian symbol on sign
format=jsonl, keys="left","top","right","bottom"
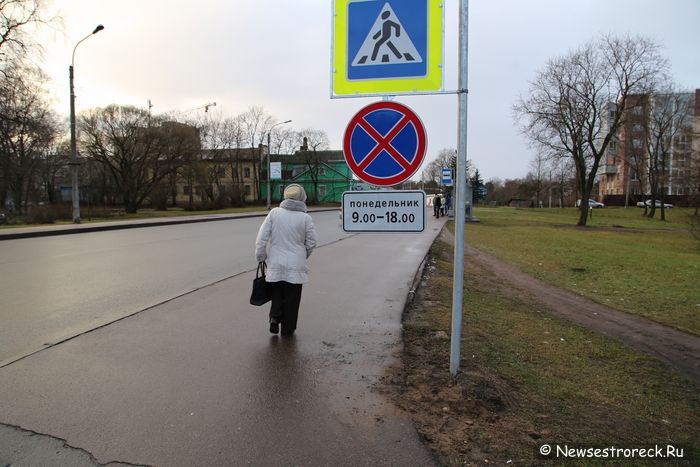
{"left": 352, "top": 3, "right": 422, "bottom": 67}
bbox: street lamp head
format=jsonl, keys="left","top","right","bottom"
{"left": 93, "top": 24, "right": 104, "bottom": 34}
{"left": 283, "top": 119, "right": 292, "bottom": 124}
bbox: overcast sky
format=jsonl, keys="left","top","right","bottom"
{"left": 37, "top": 0, "right": 700, "bottom": 181}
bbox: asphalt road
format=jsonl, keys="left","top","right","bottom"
{"left": 0, "top": 211, "right": 351, "bottom": 367}
{"left": 0, "top": 211, "right": 447, "bottom": 466}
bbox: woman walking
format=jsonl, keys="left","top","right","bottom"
{"left": 255, "top": 184, "right": 317, "bottom": 336}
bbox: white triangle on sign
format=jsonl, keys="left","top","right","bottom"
{"left": 351, "top": 3, "right": 423, "bottom": 67}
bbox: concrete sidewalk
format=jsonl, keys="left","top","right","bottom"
{"left": 0, "top": 214, "right": 448, "bottom": 466}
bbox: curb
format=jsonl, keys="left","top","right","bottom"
{"left": 0, "top": 208, "right": 339, "bottom": 241}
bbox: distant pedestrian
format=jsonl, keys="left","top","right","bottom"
{"left": 445, "top": 192, "right": 452, "bottom": 214}
{"left": 255, "top": 184, "right": 317, "bottom": 336}
{"left": 434, "top": 194, "right": 442, "bottom": 218}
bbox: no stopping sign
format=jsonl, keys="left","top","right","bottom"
{"left": 343, "top": 101, "right": 427, "bottom": 186}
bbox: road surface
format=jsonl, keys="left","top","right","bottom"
{"left": 0, "top": 211, "right": 447, "bottom": 466}
{"left": 0, "top": 212, "right": 350, "bottom": 367}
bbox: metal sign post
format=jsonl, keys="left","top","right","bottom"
{"left": 450, "top": 0, "right": 469, "bottom": 376}
{"left": 330, "top": 0, "right": 469, "bottom": 377}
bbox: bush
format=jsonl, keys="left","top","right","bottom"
{"left": 24, "top": 204, "right": 72, "bottom": 224}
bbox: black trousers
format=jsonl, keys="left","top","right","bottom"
{"left": 269, "top": 281, "right": 303, "bottom": 334}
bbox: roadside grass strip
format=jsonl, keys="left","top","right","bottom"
{"left": 389, "top": 240, "right": 699, "bottom": 466}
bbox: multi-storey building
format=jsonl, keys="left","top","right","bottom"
{"left": 598, "top": 89, "right": 699, "bottom": 204}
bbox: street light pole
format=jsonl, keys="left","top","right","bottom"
{"left": 70, "top": 24, "right": 104, "bottom": 224}
{"left": 266, "top": 120, "right": 292, "bottom": 210}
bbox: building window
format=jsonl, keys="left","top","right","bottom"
{"left": 632, "top": 123, "right": 643, "bottom": 132}
{"left": 209, "top": 167, "right": 225, "bottom": 179}
{"left": 632, "top": 139, "right": 642, "bottom": 148}
{"left": 183, "top": 185, "right": 191, "bottom": 195}
{"left": 675, "top": 135, "right": 690, "bottom": 150}
{"left": 318, "top": 167, "right": 326, "bottom": 176}
{"left": 244, "top": 167, "right": 251, "bottom": 178}
{"left": 319, "top": 185, "right": 327, "bottom": 199}
{"left": 608, "top": 141, "right": 617, "bottom": 154}
{"left": 244, "top": 185, "right": 251, "bottom": 196}
{"left": 632, "top": 105, "right": 643, "bottom": 116}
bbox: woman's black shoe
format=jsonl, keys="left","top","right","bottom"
{"left": 269, "top": 319, "right": 279, "bottom": 334}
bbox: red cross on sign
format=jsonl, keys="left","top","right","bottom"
{"left": 343, "top": 101, "right": 427, "bottom": 186}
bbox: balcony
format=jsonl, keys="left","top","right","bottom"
{"left": 604, "top": 165, "right": 618, "bottom": 174}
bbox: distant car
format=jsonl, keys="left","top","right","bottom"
{"left": 576, "top": 199, "right": 605, "bottom": 208}
{"left": 637, "top": 199, "right": 673, "bottom": 209}
{"left": 0, "top": 212, "right": 5, "bottom": 224}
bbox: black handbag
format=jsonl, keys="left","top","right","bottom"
{"left": 250, "top": 262, "right": 272, "bottom": 306}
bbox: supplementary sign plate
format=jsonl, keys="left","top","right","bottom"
{"left": 343, "top": 101, "right": 426, "bottom": 186}
{"left": 342, "top": 190, "right": 425, "bottom": 232}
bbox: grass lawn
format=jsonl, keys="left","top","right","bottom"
{"left": 465, "top": 207, "right": 700, "bottom": 335}
{"left": 390, "top": 238, "right": 699, "bottom": 465}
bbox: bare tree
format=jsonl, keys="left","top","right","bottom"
{"left": 550, "top": 156, "right": 576, "bottom": 207}
{"left": 187, "top": 112, "right": 231, "bottom": 207}
{"left": 420, "top": 159, "right": 441, "bottom": 187}
{"left": 0, "top": 0, "right": 53, "bottom": 73}
{"left": 0, "top": 64, "right": 59, "bottom": 214}
{"left": 295, "top": 128, "right": 330, "bottom": 203}
{"left": 239, "top": 106, "right": 274, "bottom": 201}
{"left": 37, "top": 138, "right": 68, "bottom": 204}
{"left": 80, "top": 105, "right": 199, "bottom": 213}
{"left": 528, "top": 152, "right": 547, "bottom": 207}
{"left": 514, "top": 34, "right": 667, "bottom": 225}
{"left": 270, "top": 127, "right": 295, "bottom": 156}
{"left": 421, "top": 148, "right": 457, "bottom": 186}
{"left": 687, "top": 129, "right": 700, "bottom": 216}
{"left": 219, "top": 115, "right": 247, "bottom": 205}
{"left": 641, "top": 87, "right": 692, "bottom": 220}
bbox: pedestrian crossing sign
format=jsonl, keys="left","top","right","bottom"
{"left": 332, "top": 0, "right": 443, "bottom": 96}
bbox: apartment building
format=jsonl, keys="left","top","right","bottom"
{"left": 598, "top": 89, "right": 699, "bottom": 204}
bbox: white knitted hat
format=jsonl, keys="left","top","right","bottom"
{"left": 283, "top": 184, "right": 307, "bottom": 202}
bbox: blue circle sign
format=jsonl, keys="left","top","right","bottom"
{"left": 343, "top": 101, "right": 427, "bottom": 186}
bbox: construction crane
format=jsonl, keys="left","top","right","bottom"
{"left": 188, "top": 102, "right": 217, "bottom": 113}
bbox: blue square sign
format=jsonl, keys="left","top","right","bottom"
{"left": 347, "top": 0, "right": 428, "bottom": 81}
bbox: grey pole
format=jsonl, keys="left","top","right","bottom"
{"left": 450, "top": 0, "right": 469, "bottom": 376}
{"left": 69, "top": 24, "right": 104, "bottom": 224}
{"left": 266, "top": 120, "right": 292, "bottom": 210}
{"left": 69, "top": 65, "right": 79, "bottom": 223}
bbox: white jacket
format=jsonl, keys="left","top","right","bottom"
{"left": 254, "top": 204, "right": 317, "bottom": 284}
